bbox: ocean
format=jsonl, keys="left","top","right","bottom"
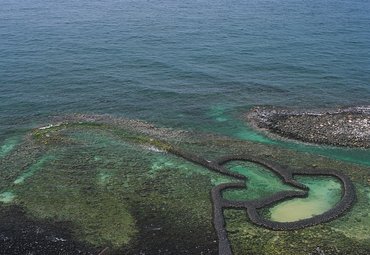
{"left": 1, "top": 0, "right": 370, "bottom": 133}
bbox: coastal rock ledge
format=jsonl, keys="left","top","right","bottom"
{"left": 245, "top": 106, "right": 370, "bottom": 148}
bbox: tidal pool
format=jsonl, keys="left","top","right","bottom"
{"left": 222, "top": 161, "right": 297, "bottom": 201}
{"left": 269, "top": 176, "right": 342, "bottom": 222}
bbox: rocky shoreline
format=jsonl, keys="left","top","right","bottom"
{"left": 245, "top": 106, "right": 370, "bottom": 148}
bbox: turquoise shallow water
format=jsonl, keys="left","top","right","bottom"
{"left": 1, "top": 0, "right": 370, "bottom": 161}
{"left": 204, "top": 107, "right": 370, "bottom": 166}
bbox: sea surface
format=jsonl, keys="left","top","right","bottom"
{"left": 1, "top": 0, "right": 370, "bottom": 158}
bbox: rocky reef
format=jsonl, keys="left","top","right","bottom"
{"left": 0, "top": 114, "right": 369, "bottom": 254}
{"left": 246, "top": 106, "right": 370, "bottom": 148}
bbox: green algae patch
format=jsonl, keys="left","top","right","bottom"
{"left": 21, "top": 189, "right": 137, "bottom": 248}
{"left": 222, "top": 161, "right": 297, "bottom": 201}
{"left": 13, "top": 147, "right": 139, "bottom": 248}
{"left": 2, "top": 121, "right": 222, "bottom": 252}
{"left": 327, "top": 183, "right": 370, "bottom": 241}
{"left": 149, "top": 154, "right": 235, "bottom": 185}
{"left": 123, "top": 166, "right": 219, "bottom": 254}
{"left": 225, "top": 208, "right": 370, "bottom": 255}
{"left": 268, "top": 176, "right": 342, "bottom": 222}
{"left": 96, "top": 172, "right": 113, "bottom": 186}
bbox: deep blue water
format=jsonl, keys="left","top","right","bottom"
{"left": 1, "top": 0, "right": 370, "bottom": 154}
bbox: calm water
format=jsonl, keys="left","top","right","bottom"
{"left": 1, "top": 0, "right": 370, "bottom": 153}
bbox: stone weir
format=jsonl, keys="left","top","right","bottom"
{"left": 168, "top": 147, "right": 356, "bottom": 255}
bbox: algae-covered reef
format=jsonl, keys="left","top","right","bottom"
{"left": 246, "top": 106, "right": 370, "bottom": 148}
{"left": 0, "top": 114, "right": 370, "bottom": 254}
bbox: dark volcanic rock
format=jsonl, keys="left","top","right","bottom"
{"left": 246, "top": 106, "right": 370, "bottom": 148}
{"left": 0, "top": 205, "right": 98, "bottom": 255}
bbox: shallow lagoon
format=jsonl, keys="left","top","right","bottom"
{"left": 269, "top": 176, "right": 342, "bottom": 222}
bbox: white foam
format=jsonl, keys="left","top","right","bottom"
{"left": 39, "top": 124, "right": 54, "bottom": 130}
{"left": 39, "top": 123, "right": 62, "bottom": 130}
{"left": 145, "top": 146, "right": 165, "bottom": 153}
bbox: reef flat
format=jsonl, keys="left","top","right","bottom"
{"left": 246, "top": 106, "right": 370, "bottom": 148}
{"left": 0, "top": 114, "right": 369, "bottom": 254}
